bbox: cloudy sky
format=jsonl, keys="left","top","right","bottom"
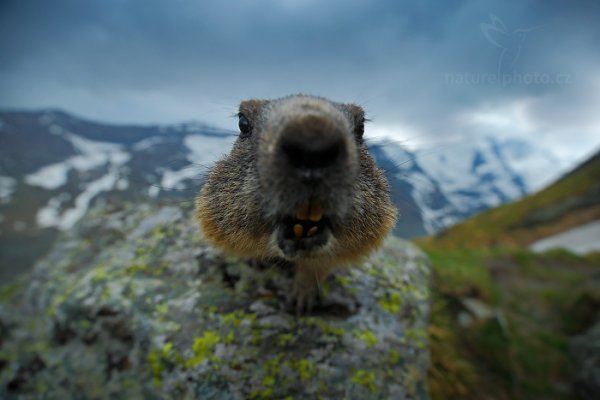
{"left": 1, "top": 0, "right": 599, "bottom": 168}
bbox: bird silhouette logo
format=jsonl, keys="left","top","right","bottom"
{"left": 480, "top": 14, "right": 542, "bottom": 77}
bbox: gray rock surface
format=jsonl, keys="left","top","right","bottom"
{"left": 570, "top": 321, "right": 600, "bottom": 400}
{"left": 0, "top": 202, "right": 431, "bottom": 399}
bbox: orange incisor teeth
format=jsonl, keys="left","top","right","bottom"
{"left": 307, "top": 226, "right": 318, "bottom": 237}
{"left": 309, "top": 201, "right": 323, "bottom": 222}
{"left": 293, "top": 224, "right": 304, "bottom": 238}
{"left": 296, "top": 203, "right": 310, "bottom": 221}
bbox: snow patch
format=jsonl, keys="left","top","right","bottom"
{"left": 116, "top": 178, "right": 129, "bottom": 190}
{"left": 148, "top": 185, "right": 160, "bottom": 198}
{"left": 158, "top": 134, "right": 235, "bottom": 191}
{"left": 372, "top": 138, "right": 414, "bottom": 168}
{"left": 0, "top": 176, "right": 17, "bottom": 203}
{"left": 161, "top": 167, "right": 201, "bottom": 190}
{"left": 49, "top": 124, "right": 63, "bottom": 135}
{"left": 37, "top": 168, "right": 122, "bottom": 230}
{"left": 500, "top": 138, "right": 564, "bottom": 191}
{"left": 372, "top": 135, "right": 565, "bottom": 234}
{"left": 66, "top": 133, "right": 124, "bottom": 154}
{"left": 37, "top": 196, "right": 68, "bottom": 228}
{"left": 133, "top": 136, "right": 165, "bottom": 151}
{"left": 415, "top": 137, "right": 523, "bottom": 215}
{"left": 185, "top": 134, "right": 235, "bottom": 166}
{"left": 530, "top": 220, "right": 600, "bottom": 255}
{"left": 408, "top": 172, "right": 456, "bottom": 233}
{"left": 25, "top": 132, "right": 130, "bottom": 190}
{"left": 30, "top": 133, "right": 131, "bottom": 230}
{"left": 58, "top": 172, "right": 119, "bottom": 229}
{"left": 25, "top": 163, "right": 70, "bottom": 190}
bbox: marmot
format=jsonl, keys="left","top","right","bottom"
{"left": 196, "top": 95, "right": 397, "bottom": 313}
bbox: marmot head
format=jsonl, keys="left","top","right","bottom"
{"left": 197, "top": 95, "right": 396, "bottom": 263}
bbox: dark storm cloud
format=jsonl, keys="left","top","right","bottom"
{"left": 1, "top": 0, "right": 465, "bottom": 89}
{"left": 1, "top": 0, "right": 599, "bottom": 162}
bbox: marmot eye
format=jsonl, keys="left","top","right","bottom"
{"left": 238, "top": 114, "right": 252, "bottom": 137}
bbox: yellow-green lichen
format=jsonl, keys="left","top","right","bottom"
{"left": 277, "top": 333, "right": 295, "bottom": 347}
{"left": 262, "top": 375, "right": 275, "bottom": 387}
{"left": 354, "top": 329, "right": 378, "bottom": 347}
{"left": 35, "top": 382, "right": 48, "bottom": 393}
{"left": 351, "top": 370, "right": 377, "bottom": 393}
{"left": 162, "top": 342, "right": 173, "bottom": 357}
{"left": 164, "top": 321, "right": 181, "bottom": 332}
{"left": 185, "top": 330, "right": 220, "bottom": 368}
{"left": 124, "top": 263, "right": 153, "bottom": 275}
{"left": 135, "top": 245, "right": 148, "bottom": 257}
{"left": 155, "top": 303, "right": 169, "bottom": 316}
{"left": 100, "top": 285, "right": 111, "bottom": 301}
{"left": 224, "top": 331, "right": 235, "bottom": 344}
{"left": 294, "top": 359, "right": 314, "bottom": 381}
{"left": 251, "top": 328, "right": 262, "bottom": 345}
{"left": 366, "top": 266, "right": 380, "bottom": 278}
{"left": 147, "top": 341, "right": 176, "bottom": 385}
{"left": 207, "top": 306, "right": 218, "bottom": 314}
{"left": 0, "top": 282, "right": 21, "bottom": 303}
{"left": 306, "top": 318, "right": 344, "bottom": 337}
{"left": 250, "top": 388, "right": 273, "bottom": 399}
{"left": 23, "top": 339, "right": 50, "bottom": 354}
{"left": 388, "top": 349, "right": 401, "bottom": 364}
{"left": 148, "top": 350, "right": 165, "bottom": 386}
{"left": 405, "top": 327, "right": 427, "bottom": 349}
{"left": 264, "top": 354, "right": 284, "bottom": 376}
{"left": 336, "top": 275, "right": 350, "bottom": 286}
{"left": 222, "top": 310, "right": 256, "bottom": 327}
{"left": 91, "top": 266, "right": 110, "bottom": 283}
{"left": 250, "top": 355, "right": 285, "bottom": 400}
{"left": 225, "top": 256, "right": 241, "bottom": 264}
{"left": 152, "top": 226, "right": 167, "bottom": 241}
{"left": 378, "top": 291, "right": 402, "bottom": 314}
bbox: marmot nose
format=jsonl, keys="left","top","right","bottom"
{"left": 281, "top": 137, "right": 341, "bottom": 169}
{"left": 278, "top": 116, "right": 345, "bottom": 183}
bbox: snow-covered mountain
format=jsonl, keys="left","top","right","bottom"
{"left": 0, "top": 110, "right": 563, "bottom": 280}
{"left": 370, "top": 135, "right": 562, "bottom": 236}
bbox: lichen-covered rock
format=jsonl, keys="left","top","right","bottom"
{"left": 0, "top": 202, "right": 431, "bottom": 399}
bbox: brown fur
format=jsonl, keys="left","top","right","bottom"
{"left": 196, "top": 95, "right": 397, "bottom": 312}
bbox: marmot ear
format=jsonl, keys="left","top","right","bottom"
{"left": 239, "top": 100, "right": 268, "bottom": 121}
{"left": 343, "top": 104, "right": 366, "bottom": 140}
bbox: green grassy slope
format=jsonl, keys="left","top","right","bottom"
{"left": 425, "top": 247, "right": 599, "bottom": 399}
{"left": 417, "top": 150, "right": 600, "bottom": 399}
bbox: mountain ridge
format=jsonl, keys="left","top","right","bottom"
{"left": 0, "top": 108, "right": 565, "bottom": 280}
{"left": 420, "top": 146, "right": 600, "bottom": 249}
